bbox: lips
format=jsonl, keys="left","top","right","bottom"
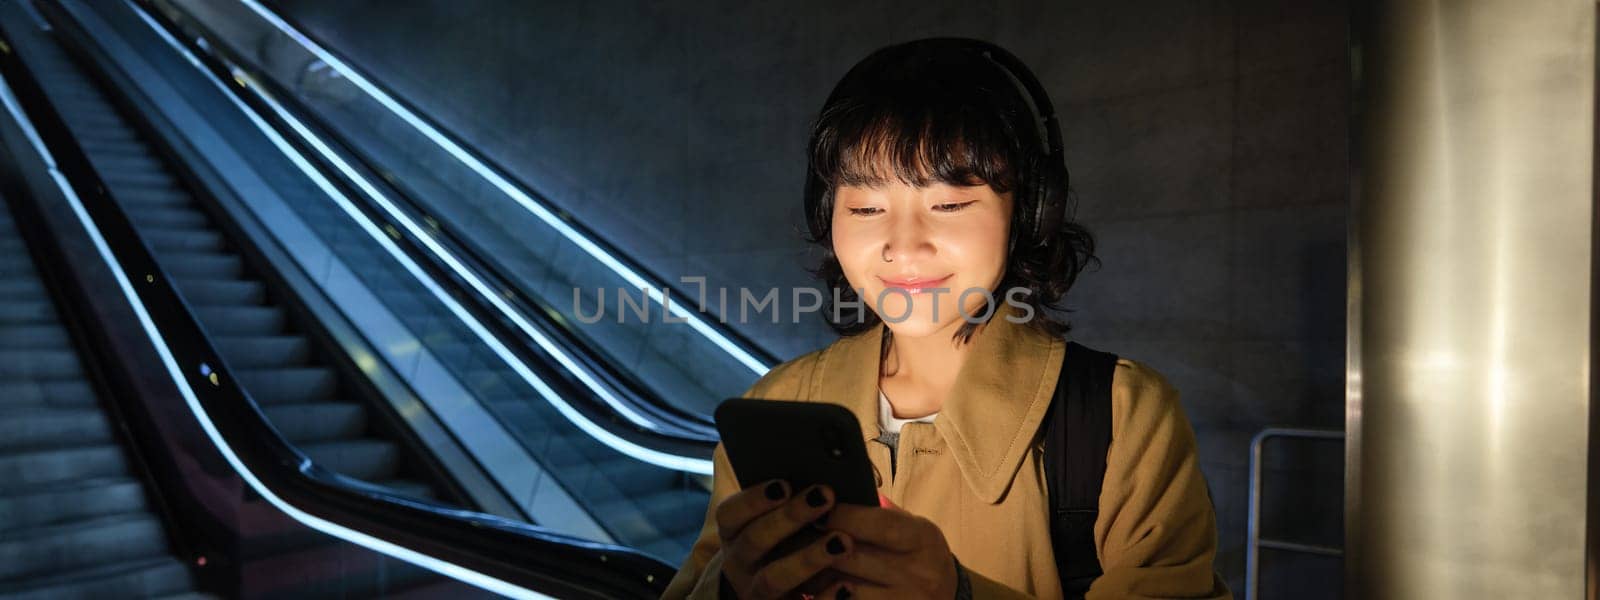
{"left": 878, "top": 274, "right": 953, "bottom": 294}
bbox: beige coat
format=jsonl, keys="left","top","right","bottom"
{"left": 663, "top": 306, "right": 1232, "bottom": 599}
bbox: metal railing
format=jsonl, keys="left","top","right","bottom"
{"left": 1246, "top": 427, "right": 1344, "bottom": 600}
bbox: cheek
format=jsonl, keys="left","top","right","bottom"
{"left": 829, "top": 220, "right": 875, "bottom": 285}
{"left": 943, "top": 217, "right": 1011, "bottom": 278}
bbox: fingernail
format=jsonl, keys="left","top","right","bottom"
{"left": 806, "top": 486, "right": 827, "bottom": 507}
{"left": 765, "top": 480, "right": 786, "bottom": 500}
{"left": 826, "top": 535, "right": 846, "bottom": 555}
{"left": 836, "top": 586, "right": 853, "bottom": 600}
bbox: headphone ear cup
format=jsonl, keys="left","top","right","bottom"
{"left": 1032, "top": 164, "right": 1067, "bottom": 245}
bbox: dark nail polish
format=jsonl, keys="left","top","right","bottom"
{"left": 765, "top": 480, "right": 785, "bottom": 500}
{"left": 836, "top": 586, "right": 853, "bottom": 600}
{"left": 806, "top": 486, "right": 827, "bottom": 507}
{"left": 826, "top": 535, "right": 846, "bottom": 555}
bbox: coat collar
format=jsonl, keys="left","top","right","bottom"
{"left": 812, "top": 304, "right": 1064, "bottom": 503}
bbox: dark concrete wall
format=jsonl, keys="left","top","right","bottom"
{"left": 266, "top": 0, "right": 1349, "bottom": 595}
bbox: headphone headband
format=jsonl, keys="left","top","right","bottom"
{"left": 961, "top": 41, "right": 1063, "bottom": 164}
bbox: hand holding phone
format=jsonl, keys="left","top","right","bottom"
{"left": 710, "top": 399, "right": 878, "bottom": 598}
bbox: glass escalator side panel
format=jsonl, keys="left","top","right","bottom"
{"left": 162, "top": 0, "right": 767, "bottom": 420}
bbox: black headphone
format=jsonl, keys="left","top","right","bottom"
{"left": 804, "top": 38, "right": 1068, "bottom": 251}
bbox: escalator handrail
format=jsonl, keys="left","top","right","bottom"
{"left": 143, "top": 0, "right": 726, "bottom": 454}
{"left": 0, "top": 3, "right": 674, "bottom": 598}
{"left": 136, "top": 0, "right": 726, "bottom": 473}
{"left": 236, "top": 0, "right": 782, "bottom": 375}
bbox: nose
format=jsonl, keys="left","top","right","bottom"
{"left": 882, "top": 211, "right": 935, "bottom": 264}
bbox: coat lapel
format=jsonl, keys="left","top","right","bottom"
{"left": 811, "top": 304, "right": 1065, "bottom": 504}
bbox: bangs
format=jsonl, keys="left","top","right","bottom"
{"left": 809, "top": 92, "right": 1024, "bottom": 194}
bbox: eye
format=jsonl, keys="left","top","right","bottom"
{"left": 846, "top": 207, "right": 883, "bottom": 216}
{"left": 933, "top": 201, "right": 977, "bottom": 212}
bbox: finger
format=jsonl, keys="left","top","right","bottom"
{"left": 816, "top": 576, "right": 888, "bottom": 600}
{"left": 792, "top": 567, "right": 842, "bottom": 598}
{"left": 821, "top": 504, "right": 926, "bottom": 552}
{"left": 744, "top": 531, "right": 853, "bottom": 599}
{"left": 827, "top": 544, "right": 906, "bottom": 587}
{"left": 729, "top": 484, "right": 837, "bottom": 567}
{"left": 815, "top": 578, "right": 855, "bottom": 600}
{"left": 716, "top": 479, "right": 790, "bottom": 542}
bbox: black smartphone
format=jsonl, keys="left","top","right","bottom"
{"left": 714, "top": 398, "right": 879, "bottom": 507}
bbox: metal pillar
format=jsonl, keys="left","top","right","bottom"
{"left": 1349, "top": 1, "right": 1595, "bottom": 598}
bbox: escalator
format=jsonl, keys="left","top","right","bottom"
{"left": 0, "top": 194, "right": 206, "bottom": 598}
{"left": 0, "top": 3, "right": 472, "bottom": 596}
{"left": 115, "top": 0, "right": 720, "bottom": 560}
{"left": 61, "top": 0, "right": 713, "bottom": 563}
{"left": 1, "top": 3, "right": 444, "bottom": 506}
{"left": 0, "top": 0, "right": 718, "bottom": 592}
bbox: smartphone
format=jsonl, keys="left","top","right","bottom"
{"left": 714, "top": 398, "right": 879, "bottom": 507}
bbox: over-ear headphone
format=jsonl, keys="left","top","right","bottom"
{"left": 804, "top": 38, "right": 1068, "bottom": 251}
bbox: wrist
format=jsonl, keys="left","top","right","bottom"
{"left": 952, "top": 555, "right": 973, "bottom": 600}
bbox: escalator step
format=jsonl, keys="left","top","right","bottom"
{"left": 101, "top": 169, "right": 175, "bottom": 189}
{"left": 235, "top": 367, "right": 338, "bottom": 404}
{"left": 0, "top": 279, "right": 50, "bottom": 300}
{"left": 0, "top": 476, "right": 148, "bottom": 531}
{"left": 0, "top": 349, "right": 83, "bottom": 379}
{"left": 0, "top": 380, "right": 98, "bottom": 407}
{"left": 113, "top": 186, "right": 189, "bottom": 207}
{"left": 298, "top": 439, "right": 402, "bottom": 481}
{"left": 170, "top": 278, "right": 264, "bottom": 306}
{"left": 158, "top": 253, "right": 243, "bottom": 279}
{"left": 211, "top": 334, "right": 311, "bottom": 368}
{"left": 71, "top": 126, "right": 140, "bottom": 146}
{"left": 0, "top": 324, "right": 71, "bottom": 348}
{"left": 260, "top": 402, "right": 366, "bottom": 443}
{"left": 0, "top": 445, "right": 130, "bottom": 492}
{"left": 142, "top": 228, "right": 224, "bottom": 252}
{"left": 0, "top": 556, "right": 196, "bottom": 600}
{"left": 88, "top": 152, "right": 165, "bottom": 174}
{"left": 77, "top": 138, "right": 149, "bottom": 156}
{"left": 0, "top": 407, "right": 113, "bottom": 452}
{"left": 0, "top": 301, "right": 56, "bottom": 324}
{"left": 0, "top": 513, "right": 170, "bottom": 581}
{"left": 190, "top": 305, "right": 285, "bottom": 336}
{"left": 129, "top": 207, "right": 209, "bottom": 229}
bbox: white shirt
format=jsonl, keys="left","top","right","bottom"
{"left": 878, "top": 387, "right": 938, "bottom": 434}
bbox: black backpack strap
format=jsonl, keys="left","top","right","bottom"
{"left": 1043, "top": 341, "right": 1117, "bottom": 599}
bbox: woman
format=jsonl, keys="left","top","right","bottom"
{"left": 663, "top": 38, "right": 1230, "bottom": 600}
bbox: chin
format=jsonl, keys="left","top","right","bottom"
{"left": 875, "top": 301, "right": 970, "bottom": 339}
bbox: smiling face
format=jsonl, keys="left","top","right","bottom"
{"left": 830, "top": 180, "right": 1013, "bottom": 340}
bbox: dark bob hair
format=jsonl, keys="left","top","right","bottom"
{"left": 802, "top": 38, "right": 1098, "bottom": 345}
